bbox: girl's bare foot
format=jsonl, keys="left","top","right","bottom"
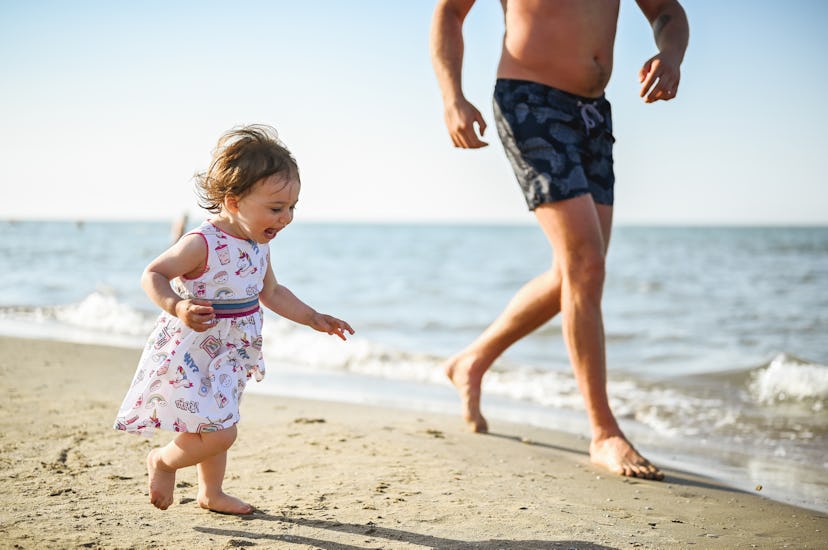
{"left": 146, "top": 448, "right": 177, "bottom": 510}
{"left": 444, "top": 353, "right": 488, "bottom": 433}
{"left": 589, "top": 435, "right": 664, "bottom": 480}
{"left": 197, "top": 491, "right": 253, "bottom": 515}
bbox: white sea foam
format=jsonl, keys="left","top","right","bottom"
{"left": 4, "top": 293, "right": 827, "bottom": 428}
{"left": 53, "top": 291, "right": 153, "bottom": 336}
{"left": 750, "top": 353, "right": 828, "bottom": 409}
{"left": 261, "top": 318, "right": 451, "bottom": 387}
{"left": 0, "top": 296, "right": 150, "bottom": 349}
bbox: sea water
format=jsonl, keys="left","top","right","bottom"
{"left": 1, "top": 220, "right": 826, "bottom": 512}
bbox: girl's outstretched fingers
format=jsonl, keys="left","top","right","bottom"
{"left": 336, "top": 320, "right": 355, "bottom": 340}
{"left": 330, "top": 322, "right": 354, "bottom": 341}
{"left": 312, "top": 313, "right": 354, "bottom": 340}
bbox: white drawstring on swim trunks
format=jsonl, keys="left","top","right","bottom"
{"left": 577, "top": 100, "right": 604, "bottom": 133}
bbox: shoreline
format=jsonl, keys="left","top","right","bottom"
{"left": 6, "top": 319, "right": 820, "bottom": 515}
{"left": 1, "top": 335, "right": 826, "bottom": 548}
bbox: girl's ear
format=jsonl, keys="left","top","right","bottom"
{"left": 224, "top": 195, "right": 240, "bottom": 213}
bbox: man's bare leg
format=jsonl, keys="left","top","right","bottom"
{"left": 535, "top": 196, "right": 662, "bottom": 480}
{"left": 445, "top": 266, "right": 563, "bottom": 432}
{"left": 146, "top": 425, "right": 254, "bottom": 512}
{"left": 444, "top": 198, "right": 608, "bottom": 433}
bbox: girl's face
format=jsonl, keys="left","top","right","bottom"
{"left": 226, "top": 174, "right": 300, "bottom": 243}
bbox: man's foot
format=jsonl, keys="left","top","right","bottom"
{"left": 444, "top": 353, "right": 488, "bottom": 433}
{"left": 589, "top": 435, "right": 664, "bottom": 480}
{"left": 146, "top": 448, "right": 177, "bottom": 510}
{"left": 197, "top": 491, "right": 254, "bottom": 515}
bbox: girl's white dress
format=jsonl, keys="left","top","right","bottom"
{"left": 114, "top": 221, "right": 269, "bottom": 436}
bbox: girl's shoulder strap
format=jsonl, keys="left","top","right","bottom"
{"left": 185, "top": 219, "right": 215, "bottom": 236}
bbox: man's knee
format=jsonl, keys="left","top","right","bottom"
{"left": 562, "top": 253, "right": 605, "bottom": 293}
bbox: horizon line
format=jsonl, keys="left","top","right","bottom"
{"left": 2, "top": 217, "right": 827, "bottom": 229}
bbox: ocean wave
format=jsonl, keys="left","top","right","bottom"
{"left": 749, "top": 353, "right": 828, "bottom": 410}
{"left": 0, "top": 291, "right": 154, "bottom": 337}
{"left": 55, "top": 292, "right": 154, "bottom": 336}
{"left": 260, "top": 318, "right": 447, "bottom": 385}
{"left": 1, "top": 292, "right": 825, "bottom": 455}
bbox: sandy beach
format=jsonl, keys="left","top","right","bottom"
{"left": 1, "top": 335, "right": 825, "bottom": 549}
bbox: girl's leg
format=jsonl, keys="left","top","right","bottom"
{"left": 146, "top": 425, "right": 240, "bottom": 510}
{"left": 196, "top": 449, "right": 253, "bottom": 514}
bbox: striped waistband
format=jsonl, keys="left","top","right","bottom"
{"left": 211, "top": 296, "right": 260, "bottom": 319}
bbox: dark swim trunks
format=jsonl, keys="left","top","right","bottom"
{"left": 493, "top": 78, "right": 615, "bottom": 209}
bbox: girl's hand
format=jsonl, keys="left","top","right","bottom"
{"left": 310, "top": 313, "right": 354, "bottom": 341}
{"left": 174, "top": 299, "right": 216, "bottom": 332}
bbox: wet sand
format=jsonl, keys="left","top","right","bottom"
{"left": 1, "top": 335, "right": 825, "bottom": 549}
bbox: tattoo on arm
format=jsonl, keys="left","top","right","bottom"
{"left": 654, "top": 14, "right": 672, "bottom": 38}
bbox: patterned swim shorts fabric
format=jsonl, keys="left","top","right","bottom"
{"left": 493, "top": 78, "right": 615, "bottom": 209}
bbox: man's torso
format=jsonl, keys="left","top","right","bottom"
{"left": 497, "top": 0, "right": 621, "bottom": 98}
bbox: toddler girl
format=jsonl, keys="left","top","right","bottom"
{"left": 114, "top": 124, "right": 353, "bottom": 514}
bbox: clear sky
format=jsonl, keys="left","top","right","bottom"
{"left": 2, "top": 0, "right": 827, "bottom": 225}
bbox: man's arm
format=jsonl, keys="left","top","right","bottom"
{"left": 429, "top": 0, "right": 488, "bottom": 148}
{"left": 635, "top": 0, "right": 690, "bottom": 103}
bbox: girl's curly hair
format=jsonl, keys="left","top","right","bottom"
{"left": 195, "top": 124, "right": 299, "bottom": 213}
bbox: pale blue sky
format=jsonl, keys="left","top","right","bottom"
{"left": 2, "top": 1, "right": 826, "bottom": 225}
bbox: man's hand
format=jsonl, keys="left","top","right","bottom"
{"left": 444, "top": 98, "right": 488, "bottom": 148}
{"left": 639, "top": 52, "right": 682, "bottom": 103}
{"left": 636, "top": 0, "right": 688, "bottom": 103}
